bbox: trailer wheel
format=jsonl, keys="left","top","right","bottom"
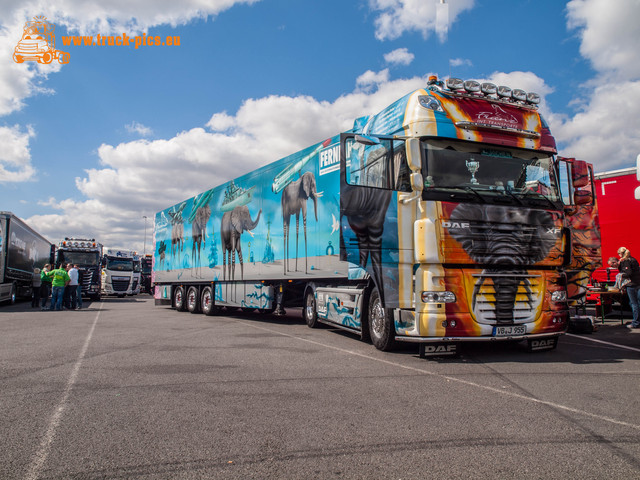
{"left": 174, "top": 286, "right": 187, "bottom": 311}
{"left": 201, "top": 286, "right": 218, "bottom": 316}
{"left": 368, "top": 287, "right": 396, "bottom": 351}
{"left": 187, "top": 286, "right": 200, "bottom": 314}
{"left": 303, "top": 288, "right": 320, "bottom": 328}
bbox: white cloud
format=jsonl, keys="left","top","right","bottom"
{"left": 384, "top": 48, "right": 414, "bottom": 66}
{"left": 0, "top": 124, "right": 36, "bottom": 182}
{"left": 26, "top": 74, "right": 429, "bottom": 250}
{"left": 557, "top": 0, "right": 640, "bottom": 171}
{"left": 125, "top": 121, "right": 153, "bottom": 137}
{"left": 356, "top": 69, "right": 390, "bottom": 92}
{"left": 449, "top": 58, "right": 472, "bottom": 68}
{"left": 369, "top": 0, "right": 474, "bottom": 41}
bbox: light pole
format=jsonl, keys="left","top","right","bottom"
{"left": 143, "top": 216, "right": 148, "bottom": 255}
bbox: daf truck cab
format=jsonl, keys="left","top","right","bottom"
{"left": 101, "top": 250, "right": 135, "bottom": 297}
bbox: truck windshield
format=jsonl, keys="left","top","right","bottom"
{"left": 58, "top": 251, "right": 100, "bottom": 266}
{"left": 105, "top": 257, "right": 133, "bottom": 271}
{"left": 421, "top": 139, "right": 561, "bottom": 208}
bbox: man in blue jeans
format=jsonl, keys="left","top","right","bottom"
{"left": 49, "top": 264, "right": 70, "bottom": 311}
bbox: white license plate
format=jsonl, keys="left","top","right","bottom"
{"left": 494, "top": 325, "right": 526, "bottom": 337}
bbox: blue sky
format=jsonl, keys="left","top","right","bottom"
{"left": 1, "top": 0, "right": 639, "bottom": 250}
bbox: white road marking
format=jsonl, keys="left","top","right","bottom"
{"left": 24, "top": 304, "right": 103, "bottom": 480}
{"left": 242, "top": 321, "right": 640, "bottom": 432}
{"left": 566, "top": 333, "right": 640, "bottom": 353}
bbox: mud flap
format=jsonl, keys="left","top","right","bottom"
{"left": 419, "top": 342, "right": 459, "bottom": 359}
{"left": 527, "top": 337, "right": 559, "bottom": 352}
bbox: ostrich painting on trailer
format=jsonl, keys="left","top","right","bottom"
{"left": 281, "top": 171, "right": 323, "bottom": 274}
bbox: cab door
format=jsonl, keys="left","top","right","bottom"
{"left": 557, "top": 157, "right": 602, "bottom": 305}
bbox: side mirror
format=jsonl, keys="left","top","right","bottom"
{"left": 574, "top": 189, "right": 593, "bottom": 205}
{"left": 406, "top": 138, "right": 422, "bottom": 172}
{"left": 410, "top": 172, "right": 423, "bottom": 192}
{"left": 572, "top": 160, "right": 590, "bottom": 188}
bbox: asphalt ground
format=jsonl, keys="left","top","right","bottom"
{"left": 0, "top": 296, "right": 639, "bottom": 479}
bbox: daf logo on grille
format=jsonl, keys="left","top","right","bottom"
{"left": 442, "top": 221, "right": 470, "bottom": 229}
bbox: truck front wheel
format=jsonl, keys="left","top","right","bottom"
{"left": 303, "top": 288, "right": 320, "bottom": 328}
{"left": 368, "top": 287, "right": 396, "bottom": 351}
{"left": 10, "top": 283, "right": 17, "bottom": 305}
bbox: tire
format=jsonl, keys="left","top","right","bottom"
{"left": 201, "top": 286, "right": 217, "bottom": 316}
{"left": 40, "top": 52, "right": 53, "bottom": 64}
{"left": 174, "top": 286, "right": 187, "bottom": 312}
{"left": 368, "top": 287, "right": 396, "bottom": 351}
{"left": 303, "top": 288, "right": 320, "bottom": 328}
{"left": 187, "top": 286, "right": 200, "bottom": 314}
{"left": 10, "top": 283, "right": 17, "bottom": 305}
{"left": 13, "top": 53, "right": 24, "bottom": 63}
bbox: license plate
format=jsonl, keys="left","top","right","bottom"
{"left": 494, "top": 325, "right": 526, "bottom": 337}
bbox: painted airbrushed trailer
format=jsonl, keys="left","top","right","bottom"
{"left": 153, "top": 76, "right": 600, "bottom": 356}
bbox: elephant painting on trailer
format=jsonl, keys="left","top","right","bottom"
{"left": 221, "top": 205, "right": 261, "bottom": 283}
{"left": 281, "top": 171, "right": 323, "bottom": 274}
{"left": 191, "top": 204, "right": 211, "bottom": 278}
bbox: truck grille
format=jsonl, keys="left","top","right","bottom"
{"left": 112, "top": 279, "right": 130, "bottom": 292}
{"left": 470, "top": 271, "right": 543, "bottom": 325}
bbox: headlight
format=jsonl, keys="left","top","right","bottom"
{"left": 551, "top": 291, "right": 567, "bottom": 302}
{"left": 421, "top": 291, "right": 456, "bottom": 303}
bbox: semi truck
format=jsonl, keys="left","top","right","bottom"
{"left": 0, "top": 211, "right": 53, "bottom": 304}
{"left": 141, "top": 254, "right": 153, "bottom": 294}
{"left": 153, "top": 76, "right": 600, "bottom": 356}
{"left": 101, "top": 249, "right": 136, "bottom": 297}
{"left": 586, "top": 161, "right": 640, "bottom": 307}
{"left": 55, "top": 237, "right": 103, "bottom": 300}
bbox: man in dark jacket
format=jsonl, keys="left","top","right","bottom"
{"left": 617, "top": 246, "right": 640, "bottom": 328}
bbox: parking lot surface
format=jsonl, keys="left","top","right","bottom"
{"left": 1, "top": 297, "right": 639, "bottom": 479}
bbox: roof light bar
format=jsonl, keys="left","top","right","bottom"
{"left": 481, "top": 82, "right": 497, "bottom": 95}
{"left": 526, "top": 92, "right": 541, "bottom": 105}
{"left": 463, "top": 80, "right": 480, "bottom": 93}
{"left": 446, "top": 77, "right": 464, "bottom": 90}
{"left": 512, "top": 89, "right": 527, "bottom": 102}
{"left": 497, "top": 85, "right": 512, "bottom": 99}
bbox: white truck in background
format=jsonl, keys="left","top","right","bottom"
{"left": 101, "top": 249, "right": 136, "bottom": 297}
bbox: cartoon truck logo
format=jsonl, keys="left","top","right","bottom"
{"left": 13, "top": 16, "right": 69, "bottom": 65}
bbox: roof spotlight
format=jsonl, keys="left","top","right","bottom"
{"left": 526, "top": 92, "right": 541, "bottom": 105}
{"left": 463, "top": 80, "right": 480, "bottom": 93}
{"left": 481, "top": 83, "right": 497, "bottom": 95}
{"left": 446, "top": 77, "right": 464, "bottom": 90}
{"left": 497, "top": 85, "right": 512, "bottom": 99}
{"left": 512, "top": 89, "right": 527, "bottom": 102}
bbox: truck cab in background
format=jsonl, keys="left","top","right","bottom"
{"left": 141, "top": 255, "right": 153, "bottom": 294}
{"left": 55, "top": 237, "right": 103, "bottom": 300}
{"left": 101, "top": 250, "right": 135, "bottom": 297}
{"left": 132, "top": 255, "right": 141, "bottom": 295}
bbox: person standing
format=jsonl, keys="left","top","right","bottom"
{"left": 31, "top": 268, "right": 41, "bottom": 308}
{"left": 68, "top": 264, "right": 79, "bottom": 310}
{"left": 40, "top": 264, "right": 52, "bottom": 310}
{"left": 49, "top": 264, "right": 70, "bottom": 311}
{"left": 75, "top": 265, "right": 83, "bottom": 309}
{"left": 617, "top": 247, "right": 640, "bottom": 329}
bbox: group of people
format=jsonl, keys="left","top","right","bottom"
{"left": 31, "top": 263, "right": 83, "bottom": 311}
{"left": 606, "top": 246, "right": 640, "bottom": 329}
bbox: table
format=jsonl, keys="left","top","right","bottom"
{"left": 588, "top": 290, "right": 625, "bottom": 325}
